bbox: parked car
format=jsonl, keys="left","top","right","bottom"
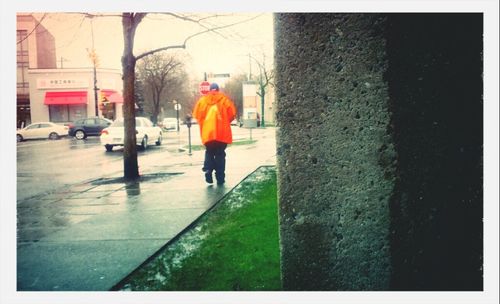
{"left": 68, "top": 117, "right": 112, "bottom": 140}
{"left": 100, "top": 117, "right": 163, "bottom": 152}
{"left": 17, "top": 122, "right": 68, "bottom": 142}
{"left": 161, "top": 117, "right": 178, "bottom": 130}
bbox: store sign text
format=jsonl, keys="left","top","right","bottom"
{"left": 37, "top": 78, "right": 89, "bottom": 89}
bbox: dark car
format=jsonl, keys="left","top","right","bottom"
{"left": 68, "top": 117, "right": 112, "bottom": 140}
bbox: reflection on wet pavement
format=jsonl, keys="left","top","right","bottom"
{"left": 17, "top": 173, "right": 185, "bottom": 244}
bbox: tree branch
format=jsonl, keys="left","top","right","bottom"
{"left": 183, "top": 14, "right": 262, "bottom": 47}
{"left": 161, "top": 13, "right": 230, "bottom": 40}
{"left": 136, "top": 45, "right": 185, "bottom": 61}
{"left": 136, "top": 14, "right": 262, "bottom": 61}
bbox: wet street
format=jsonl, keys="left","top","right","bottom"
{"left": 16, "top": 125, "right": 271, "bottom": 201}
{"left": 17, "top": 133, "right": 166, "bottom": 201}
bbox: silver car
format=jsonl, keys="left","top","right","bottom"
{"left": 162, "top": 117, "right": 178, "bottom": 130}
{"left": 17, "top": 122, "right": 69, "bottom": 142}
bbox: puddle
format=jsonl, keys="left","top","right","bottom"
{"left": 91, "top": 172, "right": 183, "bottom": 186}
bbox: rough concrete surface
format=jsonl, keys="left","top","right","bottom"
{"left": 275, "top": 13, "right": 483, "bottom": 291}
{"left": 275, "top": 13, "right": 394, "bottom": 290}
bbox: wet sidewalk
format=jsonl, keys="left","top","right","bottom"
{"left": 17, "top": 128, "right": 276, "bottom": 291}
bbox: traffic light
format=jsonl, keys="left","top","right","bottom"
{"left": 99, "top": 91, "right": 108, "bottom": 103}
{"left": 99, "top": 91, "right": 108, "bottom": 112}
{"left": 87, "top": 48, "right": 100, "bottom": 67}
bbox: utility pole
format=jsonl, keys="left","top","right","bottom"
{"left": 59, "top": 57, "right": 68, "bottom": 69}
{"left": 93, "top": 63, "right": 98, "bottom": 117}
{"left": 87, "top": 16, "right": 99, "bottom": 117}
{"left": 248, "top": 53, "right": 252, "bottom": 81}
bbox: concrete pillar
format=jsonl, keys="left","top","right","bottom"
{"left": 274, "top": 13, "right": 483, "bottom": 291}
{"left": 275, "top": 14, "right": 394, "bottom": 290}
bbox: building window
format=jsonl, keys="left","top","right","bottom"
{"left": 17, "top": 30, "right": 29, "bottom": 96}
{"left": 16, "top": 30, "right": 29, "bottom": 63}
{"left": 49, "top": 105, "right": 87, "bottom": 123}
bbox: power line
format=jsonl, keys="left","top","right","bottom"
{"left": 53, "top": 15, "right": 87, "bottom": 51}
{"left": 16, "top": 13, "right": 47, "bottom": 44}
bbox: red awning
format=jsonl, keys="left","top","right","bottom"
{"left": 108, "top": 93, "right": 123, "bottom": 103}
{"left": 101, "top": 89, "right": 123, "bottom": 103}
{"left": 44, "top": 91, "right": 87, "bottom": 105}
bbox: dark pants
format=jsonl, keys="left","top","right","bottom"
{"left": 203, "top": 141, "right": 227, "bottom": 183}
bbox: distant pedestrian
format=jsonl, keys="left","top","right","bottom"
{"left": 193, "top": 83, "right": 237, "bottom": 185}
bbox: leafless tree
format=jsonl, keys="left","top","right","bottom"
{"left": 137, "top": 53, "right": 184, "bottom": 124}
{"left": 250, "top": 54, "right": 274, "bottom": 127}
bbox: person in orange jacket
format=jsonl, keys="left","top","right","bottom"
{"left": 192, "top": 83, "right": 237, "bottom": 185}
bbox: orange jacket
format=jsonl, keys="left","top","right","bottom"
{"left": 192, "top": 91, "right": 237, "bottom": 145}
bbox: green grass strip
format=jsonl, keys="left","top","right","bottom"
{"left": 121, "top": 166, "right": 281, "bottom": 291}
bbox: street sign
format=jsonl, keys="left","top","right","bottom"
{"left": 174, "top": 103, "right": 182, "bottom": 111}
{"left": 243, "top": 119, "right": 258, "bottom": 128}
{"left": 199, "top": 81, "right": 210, "bottom": 95}
{"left": 213, "top": 73, "right": 230, "bottom": 78}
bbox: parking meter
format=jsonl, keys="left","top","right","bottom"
{"left": 185, "top": 115, "right": 193, "bottom": 155}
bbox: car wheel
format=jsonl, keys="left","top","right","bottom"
{"left": 49, "top": 132, "right": 59, "bottom": 140}
{"left": 75, "top": 130, "right": 86, "bottom": 140}
{"left": 17, "top": 134, "right": 23, "bottom": 142}
{"left": 156, "top": 133, "right": 162, "bottom": 146}
{"left": 140, "top": 136, "right": 148, "bottom": 150}
{"left": 105, "top": 144, "right": 113, "bottom": 152}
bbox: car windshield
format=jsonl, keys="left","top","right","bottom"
{"left": 109, "top": 118, "right": 147, "bottom": 128}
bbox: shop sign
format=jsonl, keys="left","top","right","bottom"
{"left": 37, "top": 78, "right": 89, "bottom": 89}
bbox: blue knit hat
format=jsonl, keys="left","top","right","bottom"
{"left": 209, "top": 83, "right": 219, "bottom": 91}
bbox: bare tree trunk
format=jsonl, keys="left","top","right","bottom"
{"left": 152, "top": 88, "right": 161, "bottom": 124}
{"left": 122, "top": 14, "right": 141, "bottom": 179}
{"left": 260, "top": 86, "right": 266, "bottom": 127}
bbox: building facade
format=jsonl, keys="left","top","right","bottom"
{"left": 28, "top": 68, "right": 123, "bottom": 124}
{"left": 17, "top": 14, "right": 57, "bottom": 128}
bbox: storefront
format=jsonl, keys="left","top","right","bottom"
{"left": 28, "top": 68, "right": 123, "bottom": 124}
{"left": 99, "top": 89, "right": 124, "bottom": 120}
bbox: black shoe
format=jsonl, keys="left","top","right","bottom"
{"left": 205, "top": 172, "right": 213, "bottom": 184}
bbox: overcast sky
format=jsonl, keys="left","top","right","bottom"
{"left": 33, "top": 12, "right": 274, "bottom": 82}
